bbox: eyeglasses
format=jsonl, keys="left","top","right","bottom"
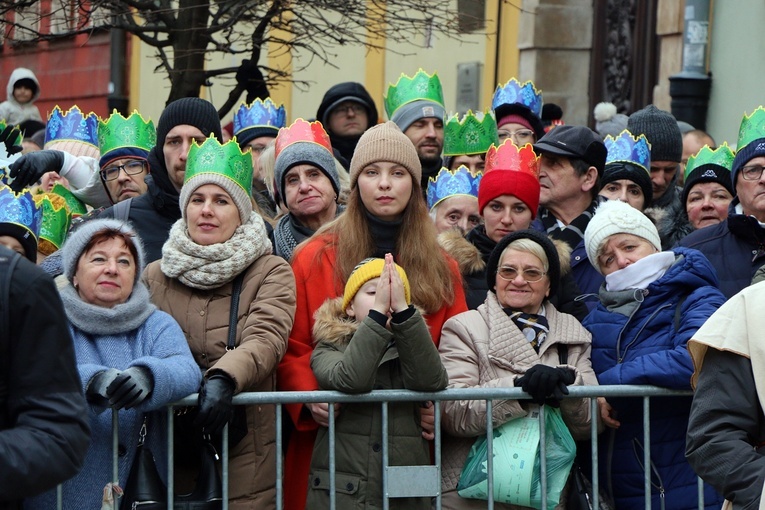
{"left": 101, "top": 160, "right": 147, "bottom": 181}
{"left": 332, "top": 103, "right": 366, "bottom": 116}
{"left": 497, "top": 266, "right": 547, "bottom": 283}
{"left": 741, "top": 164, "right": 765, "bottom": 181}
{"left": 248, "top": 144, "right": 267, "bottom": 155}
{"left": 498, "top": 129, "right": 535, "bottom": 142}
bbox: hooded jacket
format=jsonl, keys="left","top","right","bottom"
{"left": 438, "top": 227, "right": 589, "bottom": 321}
{"left": 306, "top": 298, "right": 447, "bottom": 509}
{"left": 656, "top": 195, "right": 694, "bottom": 249}
{"left": 316, "top": 82, "right": 379, "bottom": 165}
{"left": 582, "top": 247, "right": 725, "bottom": 510}
{"left": 0, "top": 68, "right": 42, "bottom": 125}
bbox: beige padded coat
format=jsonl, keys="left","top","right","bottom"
{"left": 144, "top": 254, "right": 296, "bottom": 510}
{"left": 437, "top": 292, "right": 599, "bottom": 510}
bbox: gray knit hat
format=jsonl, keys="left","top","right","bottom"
{"left": 584, "top": 199, "right": 661, "bottom": 274}
{"left": 62, "top": 218, "right": 146, "bottom": 286}
{"left": 349, "top": 121, "right": 422, "bottom": 188}
{"left": 273, "top": 141, "right": 340, "bottom": 206}
{"left": 627, "top": 105, "right": 682, "bottom": 163}
{"left": 390, "top": 100, "right": 446, "bottom": 132}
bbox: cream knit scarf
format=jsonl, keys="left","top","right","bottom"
{"left": 160, "top": 211, "right": 272, "bottom": 290}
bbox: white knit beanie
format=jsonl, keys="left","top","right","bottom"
{"left": 584, "top": 199, "right": 661, "bottom": 273}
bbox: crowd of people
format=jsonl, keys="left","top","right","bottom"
{"left": 1, "top": 63, "right": 764, "bottom": 510}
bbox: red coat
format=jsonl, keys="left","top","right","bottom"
{"left": 277, "top": 233, "right": 468, "bottom": 510}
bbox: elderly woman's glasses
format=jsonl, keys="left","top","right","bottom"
{"left": 497, "top": 266, "right": 546, "bottom": 283}
{"left": 741, "top": 164, "right": 765, "bottom": 181}
{"left": 498, "top": 129, "right": 535, "bottom": 143}
{"left": 101, "top": 160, "right": 147, "bottom": 181}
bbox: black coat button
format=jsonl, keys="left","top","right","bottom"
{"left": 372, "top": 443, "right": 381, "bottom": 452}
{"left": 346, "top": 482, "right": 354, "bottom": 491}
{"left": 118, "top": 444, "right": 127, "bottom": 457}
{"left": 313, "top": 477, "right": 320, "bottom": 486}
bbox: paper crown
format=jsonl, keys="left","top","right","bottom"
{"left": 685, "top": 142, "right": 735, "bottom": 180}
{"left": 384, "top": 69, "right": 444, "bottom": 118}
{"left": 491, "top": 78, "right": 544, "bottom": 118}
{"left": 185, "top": 135, "right": 253, "bottom": 197}
{"left": 0, "top": 185, "right": 42, "bottom": 241}
{"left": 274, "top": 118, "right": 333, "bottom": 158}
{"left": 484, "top": 140, "right": 540, "bottom": 176}
{"left": 0, "top": 119, "right": 22, "bottom": 146}
{"left": 604, "top": 130, "right": 652, "bottom": 172}
{"left": 34, "top": 192, "right": 71, "bottom": 254}
{"left": 443, "top": 110, "right": 499, "bottom": 156}
{"left": 50, "top": 183, "right": 87, "bottom": 216}
{"left": 98, "top": 110, "right": 156, "bottom": 155}
{"left": 737, "top": 106, "right": 765, "bottom": 151}
{"left": 233, "top": 98, "right": 287, "bottom": 136}
{"left": 427, "top": 166, "right": 482, "bottom": 210}
{"left": 44, "top": 106, "right": 99, "bottom": 149}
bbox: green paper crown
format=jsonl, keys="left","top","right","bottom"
{"left": 737, "top": 106, "right": 765, "bottom": 151}
{"left": 185, "top": 136, "right": 253, "bottom": 198}
{"left": 684, "top": 142, "right": 735, "bottom": 180}
{"left": 443, "top": 110, "right": 499, "bottom": 156}
{"left": 51, "top": 183, "right": 88, "bottom": 216}
{"left": 98, "top": 110, "right": 157, "bottom": 156}
{"left": 384, "top": 69, "right": 444, "bottom": 118}
{"left": 34, "top": 192, "right": 72, "bottom": 253}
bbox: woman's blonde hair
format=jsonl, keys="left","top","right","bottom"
{"left": 499, "top": 238, "right": 550, "bottom": 272}
{"left": 316, "top": 177, "right": 455, "bottom": 313}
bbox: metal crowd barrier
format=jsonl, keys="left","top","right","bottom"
{"left": 64, "top": 385, "right": 705, "bottom": 510}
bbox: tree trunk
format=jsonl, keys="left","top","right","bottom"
{"left": 166, "top": 0, "right": 210, "bottom": 105}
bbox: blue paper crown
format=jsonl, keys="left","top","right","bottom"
{"left": 0, "top": 185, "right": 42, "bottom": 240}
{"left": 604, "top": 130, "right": 652, "bottom": 172}
{"left": 44, "top": 106, "right": 99, "bottom": 148}
{"left": 233, "top": 98, "right": 287, "bottom": 136}
{"left": 426, "top": 166, "right": 482, "bottom": 210}
{"left": 491, "top": 79, "right": 543, "bottom": 118}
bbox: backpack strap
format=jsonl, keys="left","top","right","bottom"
{"left": 113, "top": 198, "right": 132, "bottom": 223}
{"left": 226, "top": 272, "right": 246, "bottom": 351}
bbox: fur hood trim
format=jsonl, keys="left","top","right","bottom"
{"left": 552, "top": 238, "right": 572, "bottom": 277}
{"left": 438, "top": 229, "right": 485, "bottom": 274}
{"left": 311, "top": 296, "right": 425, "bottom": 346}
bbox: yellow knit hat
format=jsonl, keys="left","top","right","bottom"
{"left": 342, "top": 257, "right": 411, "bottom": 311}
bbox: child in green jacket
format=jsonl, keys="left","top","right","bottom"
{"left": 307, "top": 253, "right": 448, "bottom": 509}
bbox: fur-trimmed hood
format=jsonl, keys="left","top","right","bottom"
{"left": 655, "top": 198, "right": 694, "bottom": 250}
{"left": 437, "top": 228, "right": 573, "bottom": 277}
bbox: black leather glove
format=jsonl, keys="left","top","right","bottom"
{"left": 85, "top": 368, "right": 121, "bottom": 407}
{"left": 0, "top": 125, "right": 22, "bottom": 156}
{"left": 8, "top": 150, "right": 65, "bottom": 192}
{"left": 106, "top": 366, "right": 153, "bottom": 410}
{"left": 195, "top": 374, "right": 235, "bottom": 435}
{"left": 516, "top": 364, "right": 576, "bottom": 406}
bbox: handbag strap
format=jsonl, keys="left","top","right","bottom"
{"left": 226, "top": 272, "right": 245, "bottom": 351}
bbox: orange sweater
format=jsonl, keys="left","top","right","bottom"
{"left": 277, "top": 233, "right": 467, "bottom": 510}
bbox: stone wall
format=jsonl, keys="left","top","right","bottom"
{"left": 653, "top": 0, "right": 684, "bottom": 109}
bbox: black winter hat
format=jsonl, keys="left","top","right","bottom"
{"left": 156, "top": 97, "right": 222, "bottom": 146}
{"left": 627, "top": 105, "right": 682, "bottom": 163}
{"left": 601, "top": 161, "right": 653, "bottom": 208}
{"left": 486, "top": 229, "right": 561, "bottom": 300}
{"left": 682, "top": 164, "right": 734, "bottom": 206}
{"left": 316, "top": 82, "right": 378, "bottom": 132}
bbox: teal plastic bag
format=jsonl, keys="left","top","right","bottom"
{"left": 456, "top": 406, "right": 576, "bottom": 509}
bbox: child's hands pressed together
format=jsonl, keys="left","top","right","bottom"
{"left": 387, "top": 253, "right": 409, "bottom": 313}
{"left": 372, "top": 255, "right": 392, "bottom": 315}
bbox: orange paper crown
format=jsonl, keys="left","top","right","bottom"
{"left": 274, "top": 118, "right": 333, "bottom": 158}
{"left": 484, "top": 140, "right": 540, "bottom": 177}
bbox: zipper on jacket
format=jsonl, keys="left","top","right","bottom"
{"left": 617, "top": 301, "right": 674, "bottom": 363}
{"left": 632, "top": 438, "right": 666, "bottom": 510}
{"left": 614, "top": 289, "right": 646, "bottom": 363}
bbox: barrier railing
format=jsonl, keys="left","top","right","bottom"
{"left": 63, "top": 385, "right": 705, "bottom": 509}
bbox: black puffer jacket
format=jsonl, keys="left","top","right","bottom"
{"left": 0, "top": 248, "right": 90, "bottom": 508}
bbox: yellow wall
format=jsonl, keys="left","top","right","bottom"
{"left": 133, "top": 1, "right": 522, "bottom": 122}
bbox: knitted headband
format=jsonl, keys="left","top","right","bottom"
{"left": 349, "top": 121, "right": 422, "bottom": 188}
{"left": 342, "top": 257, "right": 411, "bottom": 311}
